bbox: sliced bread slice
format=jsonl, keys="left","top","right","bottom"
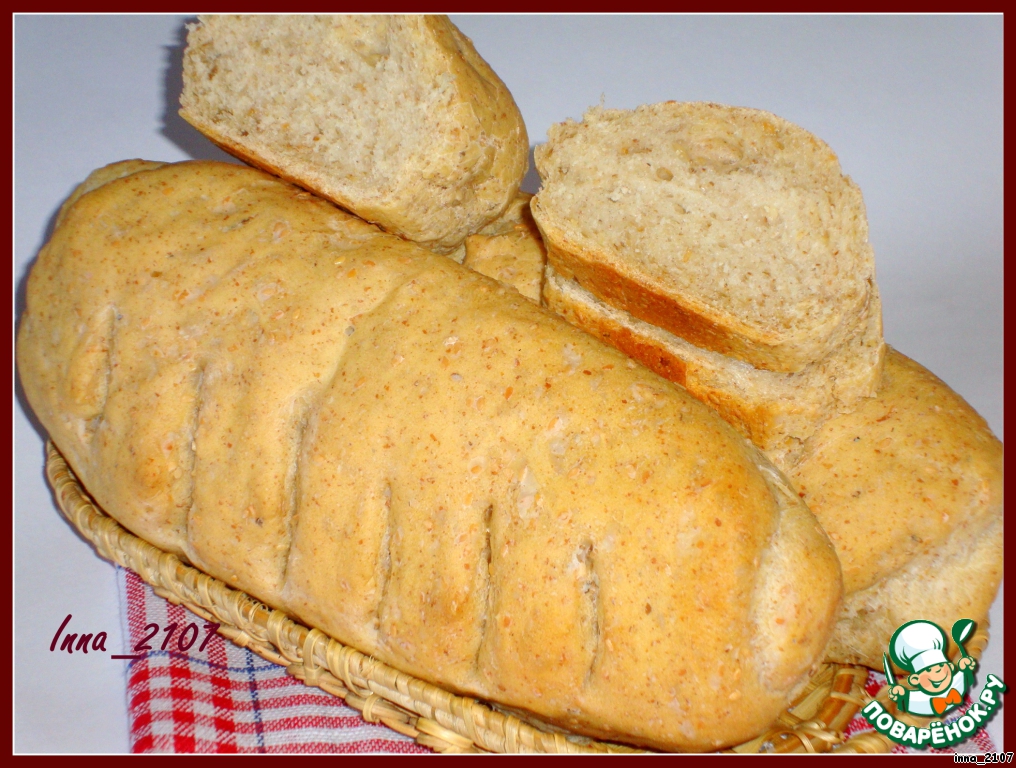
{"left": 532, "top": 102, "right": 875, "bottom": 372}
{"left": 544, "top": 267, "right": 885, "bottom": 470}
{"left": 181, "top": 14, "right": 528, "bottom": 254}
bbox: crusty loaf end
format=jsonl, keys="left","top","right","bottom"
{"left": 790, "top": 349, "right": 1004, "bottom": 667}
{"left": 180, "top": 14, "right": 529, "bottom": 254}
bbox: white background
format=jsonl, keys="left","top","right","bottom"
{"left": 14, "top": 14, "right": 1003, "bottom": 752}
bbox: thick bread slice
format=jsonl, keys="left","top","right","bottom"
{"left": 463, "top": 192, "right": 546, "bottom": 302}
{"left": 788, "top": 349, "right": 1003, "bottom": 667}
{"left": 544, "top": 267, "right": 885, "bottom": 471}
{"left": 532, "top": 103, "right": 876, "bottom": 373}
{"left": 17, "top": 160, "right": 842, "bottom": 751}
{"left": 180, "top": 14, "right": 528, "bottom": 254}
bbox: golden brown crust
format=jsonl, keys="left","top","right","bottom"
{"left": 789, "top": 349, "right": 1003, "bottom": 667}
{"left": 17, "top": 160, "right": 842, "bottom": 751}
{"left": 55, "top": 160, "right": 169, "bottom": 228}
{"left": 790, "top": 349, "right": 1002, "bottom": 593}
{"left": 463, "top": 192, "right": 546, "bottom": 302}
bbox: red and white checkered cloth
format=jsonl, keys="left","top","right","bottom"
{"left": 117, "top": 567, "right": 429, "bottom": 753}
{"left": 117, "top": 566, "right": 997, "bottom": 754}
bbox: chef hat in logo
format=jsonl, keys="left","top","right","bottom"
{"left": 889, "top": 620, "right": 949, "bottom": 674}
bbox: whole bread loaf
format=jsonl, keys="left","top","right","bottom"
{"left": 531, "top": 103, "right": 877, "bottom": 373}
{"left": 180, "top": 14, "right": 529, "bottom": 255}
{"left": 17, "top": 160, "right": 842, "bottom": 751}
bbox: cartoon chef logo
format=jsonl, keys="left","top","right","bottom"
{"left": 885, "top": 619, "right": 977, "bottom": 717}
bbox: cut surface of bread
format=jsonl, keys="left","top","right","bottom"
{"left": 532, "top": 102, "right": 876, "bottom": 373}
{"left": 181, "top": 14, "right": 528, "bottom": 254}
{"left": 788, "top": 349, "right": 1003, "bottom": 667}
{"left": 544, "top": 267, "right": 885, "bottom": 470}
{"left": 463, "top": 192, "right": 546, "bottom": 302}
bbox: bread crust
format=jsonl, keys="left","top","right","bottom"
{"left": 17, "top": 160, "right": 842, "bottom": 751}
{"left": 463, "top": 192, "right": 546, "bottom": 302}
{"left": 827, "top": 515, "right": 1001, "bottom": 668}
{"left": 543, "top": 267, "right": 885, "bottom": 471}
{"left": 789, "top": 349, "right": 1003, "bottom": 667}
{"left": 55, "top": 159, "right": 168, "bottom": 228}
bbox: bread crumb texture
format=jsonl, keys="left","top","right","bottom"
{"left": 532, "top": 102, "right": 876, "bottom": 372}
{"left": 180, "top": 15, "right": 528, "bottom": 254}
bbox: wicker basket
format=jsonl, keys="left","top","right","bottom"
{"left": 46, "top": 441, "right": 985, "bottom": 754}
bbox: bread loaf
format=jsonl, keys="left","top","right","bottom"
{"left": 789, "top": 349, "right": 1003, "bottom": 668}
{"left": 180, "top": 15, "right": 529, "bottom": 255}
{"left": 531, "top": 103, "right": 877, "bottom": 373}
{"left": 17, "top": 160, "right": 843, "bottom": 751}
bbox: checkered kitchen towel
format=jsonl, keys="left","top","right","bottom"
{"left": 117, "top": 566, "right": 997, "bottom": 754}
{"left": 116, "top": 567, "right": 429, "bottom": 753}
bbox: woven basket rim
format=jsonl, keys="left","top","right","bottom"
{"left": 46, "top": 441, "right": 981, "bottom": 754}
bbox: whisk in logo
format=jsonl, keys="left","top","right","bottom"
{"left": 860, "top": 619, "right": 1007, "bottom": 749}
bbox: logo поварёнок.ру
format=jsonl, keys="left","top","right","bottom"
{"left": 889, "top": 619, "right": 975, "bottom": 717}
{"left": 860, "top": 619, "right": 1006, "bottom": 749}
